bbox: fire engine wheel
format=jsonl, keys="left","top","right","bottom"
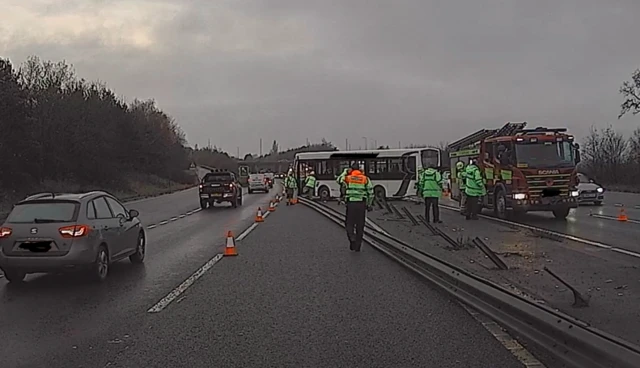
{"left": 552, "top": 207, "right": 570, "bottom": 220}
{"left": 494, "top": 190, "right": 508, "bottom": 219}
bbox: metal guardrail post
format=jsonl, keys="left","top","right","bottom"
{"left": 400, "top": 206, "right": 419, "bottom": 226}
{"left": 544, "top": 267, "right": 590, "bottom": 308}
{"left": 471, "top": 237, "right": 509, "bottom": 270}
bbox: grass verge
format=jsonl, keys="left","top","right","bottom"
{"left": 0, "top": 171, "right": 199, "bottom": 221}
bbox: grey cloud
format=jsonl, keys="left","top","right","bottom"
{"left": 3, "top": 0, "right": 640, "bottom": 155}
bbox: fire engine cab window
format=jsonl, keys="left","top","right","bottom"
{"left": 515, "top": 141, "right": 574, "bottom": 168}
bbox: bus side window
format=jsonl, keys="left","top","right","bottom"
{"left": 403, "top": 156, "right": 416, "bottom": 174}
{"left": 389, "top": 158, "right": 401, "bottom": 172}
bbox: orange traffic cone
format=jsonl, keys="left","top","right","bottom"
{"left": 255, "top": 207, "right": 264, "bottom": 222}
{"left": 268, "top": 200, "right": 276, "bottom": 212}
{"left": 618, "top": 207, "right": 628, "bottom": 222}
{"left": 224, "top": 231, "right": 238, "bottom": 257}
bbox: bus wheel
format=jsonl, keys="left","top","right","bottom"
{"left": 494, "top": 190, "right": 508, "bottom": 219}
{"left": 318, "top": 186, "right": 330, "bottom": 202}
{"left": 374, "top": 186, "right": 386, "bottom": 201}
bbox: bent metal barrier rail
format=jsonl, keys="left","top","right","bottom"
{"left": 298, "top": 197, "right": 640, "bottom": 368}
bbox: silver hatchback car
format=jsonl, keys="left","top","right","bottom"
{"left": 0, "top": 191, "right": 145, "bottom": 283}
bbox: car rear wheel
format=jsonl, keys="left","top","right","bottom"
{"left": 129, "top": 232, "right": 146, "bottom": 264}
{"left": 200, "top": 200, "right": 207, "bottom": 210}
{"left": 3, "top": 269, "right": 26, "bottom": 283}
{"left": 91, "top": 246, "right": 109, "bottom": 282}
{"left": 238, "top": 196, "right": 243, "bottom": 206}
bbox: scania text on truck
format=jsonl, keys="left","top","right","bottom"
{"left": 448, "top": 122, "right": 581, "bottom": 220}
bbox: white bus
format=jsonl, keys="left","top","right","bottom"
{"left": 294, "top": 148, "right": 443, "bottom": 201}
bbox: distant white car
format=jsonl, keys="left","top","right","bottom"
{"left": 576, "top": 173, "right": 605, "bottom": 205}
{"left": 248, "top": 173, "right": 269, "bottom": 194}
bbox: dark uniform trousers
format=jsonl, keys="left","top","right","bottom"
{"left": 424, "top": 197, "right": 440, "bottom": 222}
{"left": 345, "top": 200, "right": 367, "bottom": 251}
{"left": 465, "top": 195, "right": 480, "bottom": 219}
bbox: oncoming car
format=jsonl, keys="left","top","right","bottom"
{"left": 576, "top": 173, "right": 605, "bottom": 205}
{"left": 0, "top": 191, "right": 145, "bottom": 283}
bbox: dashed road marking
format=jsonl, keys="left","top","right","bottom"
{"left": 146, "top": 200, "right": 275, "bottom": 313}
{"left": 145, "top": 207, "right": 203, "bottom": 230}
{"left": 147, "top": 253, "right": 224, "bottom": 313}
{"left": 459, "top": 303, "right": 546, "bottom": 368}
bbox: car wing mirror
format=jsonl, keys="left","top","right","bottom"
{"left": 129, "top": 209, "right": 140, "bottom": 218}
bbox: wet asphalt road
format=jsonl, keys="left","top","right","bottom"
{"left": 438, "top": 194, "right": 640, "bottom": 252}
{"left": 0, "top": 180, "right": 279, "bottom": 368}
{"left": 0, "top": 191, "right": 525, "bottom": 368}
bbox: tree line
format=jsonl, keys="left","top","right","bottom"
{"left": 579, "top": 68, "right": 640, "bottom": 191}
{"left": 0, "top": 56, "right": 208, "bottom": 202}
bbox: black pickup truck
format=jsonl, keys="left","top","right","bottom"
{"left": 199, "top": 170, "right": 243, "bottom": 209}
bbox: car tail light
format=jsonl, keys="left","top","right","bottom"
{"left": 229, "top": 184, "right": 234, "bottom": 189}
{"left": 198, "top": 184, "right": 203, "bottom": 190}
{"left": 59, "top": 225, "right": 91, "bottom": 238}
{"left": 0, "top": 227, "right": 12, "bottom": 238}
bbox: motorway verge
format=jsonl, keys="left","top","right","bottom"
{"left": 0, "top": 168, "right": 205, "bottom": 221}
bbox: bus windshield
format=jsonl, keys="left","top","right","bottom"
{"left": 515, "top": 141, "right": 574, "bottom": 168}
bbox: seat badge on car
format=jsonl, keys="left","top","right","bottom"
{"left": 30, "top": 228, "right": 38, "bottom": 234}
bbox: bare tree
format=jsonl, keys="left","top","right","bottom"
{"left": 619, "top": 69, "right": 640, "bottom": 119}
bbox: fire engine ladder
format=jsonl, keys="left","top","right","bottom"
{"left": 493, "top": 122, "right": 527, "bottom": 137}
{"left": 448, "top": 129, "right": 498, "bottom": 152}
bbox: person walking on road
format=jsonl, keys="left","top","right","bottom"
{"left": 284, "top": 170, "right": 298, "bottom": 206}
{"left": 416, "top": 164, "right": 443, "bottom": 223}
{"left": 342, "top": 163, "right": 374, "bottom": 252}
{"left": 336, "top": 167, "right": 351, "bottom": 205}
{"left": 455, "top": 161, "right": 467, "bottom": 216}
{"left": 303, "top": 171, "right": 316, "bottom": 198}
{"left": 464, "top": 159, "right": 486, "bottom": 220}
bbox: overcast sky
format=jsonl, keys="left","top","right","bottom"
{"left": 2, "top": 0, "right": 639, "bottom": 156}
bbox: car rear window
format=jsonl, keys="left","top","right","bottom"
{"left": 6, "top": 201, "right": 79, "bottom": 223}
{"left": 203, "top": 173, "right": 233, "bottom": 183}
{"left": 249, "top": 174, "right": 265, "bottom": 181}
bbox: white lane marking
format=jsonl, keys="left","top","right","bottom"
{"left": 169, "top": 217, "right": 178, "bottom": 222}
{"left": 405, "top": 198, "right": 640, "bottom": 259}
{"left": 237, "top": 223, "right": 258, "bottom": 241}
{"left": 459, "top": 304, "right": 546, "bottom": 367}
{"left": 611, "top": 248, "right": 640, "bottom": 258}
{"left": 179, "top": 214, "right": 186, "bottom": 218}
{"left": 147, "top": 253, "right": 224, "bottom": 313}
{"left": 434, "top": 202, "right": 615, "bottom": 249}
{"left": 590, "top": 213, "right": 640, "bottom": 224}
{"left": 158, "top": 220, "right": 169, "bottom": 225}
{"left": 146, "top": 203, "right": 272, "bottom": 313}
{"left": 147, "top": 225, "right": 157, "bottom": 229}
